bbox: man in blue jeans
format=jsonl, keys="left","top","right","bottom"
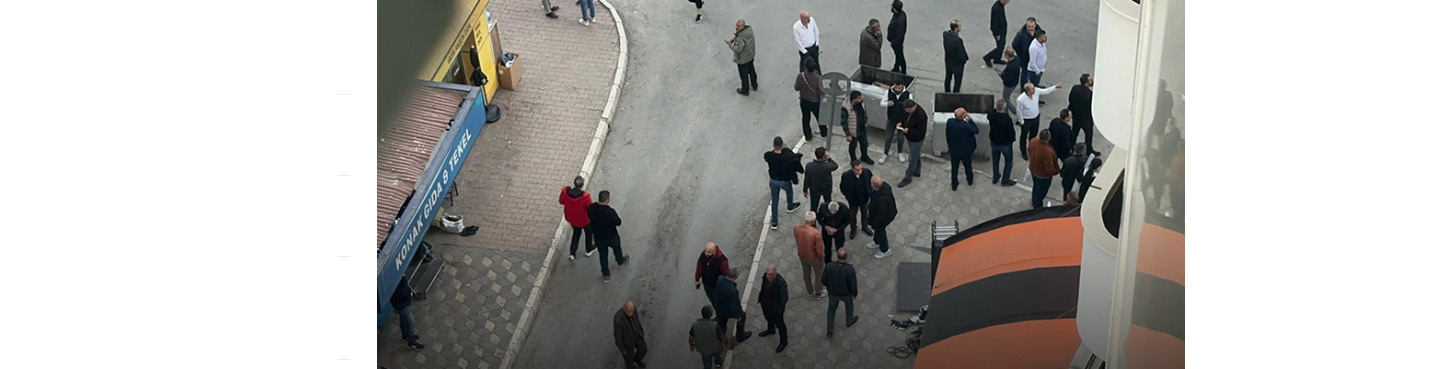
{"left": 988, "top": 99, "right": 1018, "bottom": 186}
{"left": 391, "top": 277, "right": 426, "bottom": 350}
{"left": 577, "top": 0, "right": 596, "bottom": 26}
{"left": 1027, "top": 130, "right": 1060, "bottom": 209}
{"left": 896, "top": 100, "right": 928, "bottom": 188}
{"left": 764, "top": 136, "right": 804, "bottom": 230}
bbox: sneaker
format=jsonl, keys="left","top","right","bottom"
{"left": 618, "top": 255, "right": 630, "bottom": 266}
{"left": 579, "top": 19, "right": 589, "bottom": 26}
{"left": 787, "top": 202, "right": 802, "bottom": 212}
{"left": 898, "top": 153, "right": 907, "bottom": 163}
{"left": 586, "top": 248, "right": 596, "bottom": 257}
{"left": 814, "top": 292, "right": 825, "bottom": 300}
{"left": 546, "top": 12, "right": 558, "bottom": 19}
{"left": 877, "top": 155, "right": 887, "bottom": 164}
{"left": 568, "top": 254, "right": 575, "bottom": 262}
{"left": 604, "top": 275, "right": 611, "bottom": 282}
{"left": 695, "top": 14, "right": 702, "bottom": 23}
{"left": 866, "top": 242, "right": 876, "bottom": 249}
{"left": 407, "top": 341, "right": 425, "bottom": 350}
{"left": 847, "top": 316, "right": 860, "bottom": 327}
{"left": 875, "top": 249, "right": 893, "bottom": 259}
{"left": 770, "top": 222, "right": 778, "bottom": 230}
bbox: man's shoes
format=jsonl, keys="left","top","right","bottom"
{"left": 982, "top": 58, "right": 993, "bottom": 68}
{"left": 736, "top": 332, "right": 753, "bottom": 343}
{"left": 551, "top": 5, "right": 560, "bottom": 11}
{"left": 897, "top": 179, "right": 911, "bottom": 188}
{"left": 568, "top": 254, "right": 575, "bottom": 262}
{"left": 814, "top": 292, "right": 825, "bottom": 300}
{"left": 875, "top": 249, "right": 892, "bottom": 259}
{"left": 826, "top": 331, "right": 833, "bottom": 337}
{"left": 752, "top": 84, "right": 758, "bottom": 91}
{"left": 546, "top": 12, "right": 559, "bottom": 19}
{"left": 1020, "top": 152, "right": 1029, "bottom": 160}
{"left": 1001, "top": 179, "right": 1018, "bottom": 187}
{"left": 579, "top": 19, "right": 590, "bottom": 26}
{"left": 914, "top": 172, "right": 921, "bottom": 178}
{"left": 775, "top": 343, "right": 787, "bottom": 353}
{"left": 634, "top": 360, "right": 647, "bottom": 368}
{"left": 863, "top": 158, "right": 875, "bottom": 165}
{"left": 787, "top": 202, "right": 802, "bottom": 212}
{"left": 770, "top": 222, "right": 778, "bottom": 230}
{"left": 951, "top": 183, "right": 958, "bottom": 191}
{"left": 736, "top": 88, "right": 749, "bottom": 96}
{"left": 618, "top": 255, "right": 630, "bottom": 266}
{"left": 586, "top": 248, "right": 596, "bottom": 257}
{"left": 847, "top": 316, "right": 860, "bottom": 327}
{"left": 994, "top": 59, "right": 1007, "bottom": 65}
{"left": 1039, "top": 100, "right": 1047, "bottom": 105}
{"left": 759, "top": 330, "right": 775, "bottom": 337}
{"left": 877, "top": 155, "right": 887, "bottom": 164}
{"left": 866, "top": 242, "right": 876, "bottom": 249}
{"left": 603, "top": 275, "right": 611, "bottom": 282}
{"left": 695, "top": 14, "right": 702, "bottom": 23}
{"left": 848, "top": 231, "right": 856, "bottom": 240}
{"left": 898, "top": 153, "right": 907, "bottom": 163}
{"left": 406, "top": 341, "right": 426, "bottom": 350}
{"left": 863, "top": 228, "right": 874, "bottom": 237}
{"left": 992, "top": 177, "right": 1001, "bottom": 184}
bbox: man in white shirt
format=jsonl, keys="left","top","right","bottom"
{"left": 794, "top": 11, "right": 821, "bottom": 72}
{"left": 1026, "top": 30, "right": 1048, "bottom": 88}
{"left": 1016, "top": 81, "right": 1063, "bottom": 159}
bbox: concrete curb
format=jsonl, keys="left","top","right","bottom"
{"left": 500, "top": 1, "right": 629, "bottom": 368}
{"left": 723, "top": 136, "right": 809, "bottom": 369}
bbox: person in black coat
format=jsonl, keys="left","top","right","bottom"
{"left": 755, "top": 265, "right": 790, "bottom": 352}
{"left": 945, "top": 108, "right": 980, "bottom": 190}
{"left": 1048, "top": 109, "right": 1074, "bottom": 160}
{"left": 865, "top": 177, "right": 898, "bottom": 258}
{"left": 613, "top": 301, "right": 649, "bottom": 368}
{"left": 1067, "top": 74, "right": 1095, "bottom": 151}
{"left": 981, "top": 0, "right": 1010, "bottom": 67}
{"left": 988, "top": 100, "right": 1018, "bottom": 186}
{"left": 391, "top": 277, "right": 426, "bottom": 350}
{"left": 711, "top": 268, "right": 754, "bottom": 343}
{"left": 943, "top": 20, "right": 969, "bottom": 93}
{"left": 838, "top": 161, "right": 875, "bottom": 237}
{"left": 997, "top": 49, "right": 1022, "bottom": 121}
{"left": 821, "top": 248, "right": 859, "bottom": 336}
{"left": 887, "top": 0, "right": 908, "bottom": 74}
{"left": 588, "top": 191, "right": 630, "bottom": 282}
{"left": 802, "top": 147, "right": 839, "bottom": 211}
{"left": 1061, "top": 143, "right": 1088, "bottom": 199}
{"left": 1011, "top": 18, "right": 1043, "bottom": 88}
{"left": 817, "top": 201, "right": 852, "bottom": 254}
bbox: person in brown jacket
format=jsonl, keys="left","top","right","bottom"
{"left": 613, "top": 301, "right": 648, "bottom": 368}
{"left": 1027, "top": 129, "right": 1059, "bottom": 209}
{"left": 795, "top": 211, "right": 827, "bottom": 299}
{"left": 859, "top": 19, "right": 882, "bottom": 68}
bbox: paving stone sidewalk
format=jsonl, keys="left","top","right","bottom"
{"left": 728, "top": 138, "right": 1054, "bottom": 369}
{"left": 378, "top": 0, "right": 620, "bottom": 368}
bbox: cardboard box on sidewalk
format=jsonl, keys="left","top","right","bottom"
{"left": 498, "top": 55, "right": 522, "bottom": 91}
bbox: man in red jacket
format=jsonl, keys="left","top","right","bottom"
{"left": 695, "top": 242, "right": 732, "bottom": 307}
{"left": 559, "top": 176, "right": 595, "bottom": 262}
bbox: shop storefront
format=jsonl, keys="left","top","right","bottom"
{"left": 419, "top": 0, "right": 507, "bottom": 101}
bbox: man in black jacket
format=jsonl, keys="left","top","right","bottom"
{"left": 756, "top": 265, "right": 790, "bottom": 353}
{"left": 817, "top": 201, "right": 851, "bottom": 255}
{"left": 840, "top": 91, "right": 873, "bottom": 164}
{"left": 1011, "top": 18, "right": 1043, "bottom": 88}
{"left": 943, "top": 20, "right": 969, "bottom": 93}
{"left": 988, "top": 100, "right": 1018, "bottom": 186}
{"left": 887, "top": 0, "right": 908, "bottom": 74}
{"left": 1067, "top": 74, "right": 1095, "bottom": 151}
{"left": 897, "top": 100, "right": 929, "bottom": 188}
{"left": 822, "top": 248, "right": 859, "bottom": 337}
{"left": 764, "top": 137, "right": 805, "bottom": 230}
{"left": 945, "top": 108, "right": 979, "bottom": 190}
{"left": 866, "top": 176, "right": 898, "bottom": 258}
{"left": 803, "top": 147, "right": 839, "bottom": 211}
{"left": 1061, "top": 143, "right": 1088, "bottom": 199}
{"left": 1049, "top": 109, "right": 1074, "bottom": 160}
{"left": 613, "top": 301, "right": 648, "bottom": 369}
{"left": 588, "top": 190, "right": 630, "bottom": 282}
{"left": 839, "top": 161, "right": 875, "bottom": 237}
{"left": 996, "top": 48, "right": 1022, "bottom": 121}
{"left": 391, "top": 277, "right": 426, "bottom": 350}
{"left": 712, "top": 267, "right": 754, "bottom": 343}
{"left": 981, "top": 0, "right": 1010, "bottom": 68}
{"left": 879, "top": 84, "right": 910, "bottom": 164}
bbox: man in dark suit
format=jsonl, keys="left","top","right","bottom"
{"left": 839, "top": 161, "right": 875, "bottom": 238}
{"left": 613, "top": 301, "right": 648, "bottom": 368}
{"left": 1067, "top": 74, "right": 1096, "bottom": 151}
{"left": 942, "top": 20, "right": 970, "bottom": 93}
{"left": 755, "top": 265, "right": 790, "bottom": 353}
{"left": 887, "top": 0, "right": 908, "bottom": 73}
{"left": 981, "top": 0, "right": 1010, "bottom": 68}
{"left": 945, "top": 108, "right": 980, "bottom": 191}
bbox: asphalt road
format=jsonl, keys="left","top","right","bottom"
{"left": 515, "top": 1, "right": 1100, "bottom": 368}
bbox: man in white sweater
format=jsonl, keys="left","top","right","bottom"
{"left": 1016, "top": 81, "right": 1063, "bottom": 159}
{"left": 794, "top": 11, "right": 821, "bottom": 72}
{"left": 1026, "top": 30, "right": 1048, "bottom": 88}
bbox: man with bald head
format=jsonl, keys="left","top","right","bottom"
{"left": 756, "top": 265, "right": 790, "bottom": 352}
{"left": 1015, "top": 81, "right": 1063, "bottom": 159}
{"left": 695, "top": 242, "right": 732, "bottom": 307}
{"left": 822, "top": 248, "right": 859, "bottom": 337}
{"left": 816, "top": 200, "right": 851, "bottom": 260}
{"left": 865, "top": 176, "right": 899, "bottom": 259}
{"left": 945, "top": 107, "right": 980, "bottom": 190}
{"left": 795, "top": 211, "right": 827, "bottom": 300}
{"left": 793, "top": 11, "right": 821, "bottom": 72}
{"left": 613, "top": 301, "right": 648, "bottom": 368}
{"left": 726, "top": 19, "right": 758, "bottom": 96}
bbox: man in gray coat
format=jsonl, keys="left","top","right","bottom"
{"left": 859, "top": 19, "right": 882, "bottom": 68}
{"left": 688, "top": 306, "right": 727, "bottom": 369}
{"left": 727, "top": 19, "right": 758, "bottom": 96}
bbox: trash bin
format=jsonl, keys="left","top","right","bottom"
{"left": 930, "top": 93, "right": 995, "bottom": 158}
{"left": 848, "top": 66, "right": 916, "bottom": 133}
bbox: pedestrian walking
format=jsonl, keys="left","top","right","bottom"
{"left": 689, "top": 0, "right": 705, "bottom": 23}
{"left": 1078, "top": 157, "right": 1103, "bottom": 199}
{"left": 764, "top": 136, "right": 805, "bottom": 230}
{"left": 794, "top": 11, "right": 821, "bottom": 72}
{"left": 578, "top": 0, "right": 596, "bottom": 26}
{"left": 822, "top": 249, "right": 860, "bottom": 337}
{"left": 879, "top": 84, "right": 910, "bottom": 164}
{"left": 756, "top": 265, "right": 790, "bottom": 353}
{"left": 1067, "top": 74, "right": 1095, "bottom": 151}
{"left": 711, "top": 267, "right": 754, "bottom": 343}
{"left": 795, "top": 58, "right": 824, "bottom": 141}
{"left": 988, "top": 100, "right": 1018, "bottom": 186}
{"left": 689, "top": 306, "right": 727, "bottom": 369}
{"left": 945, "top": 107, "right": 979, "bottom": 190}
{"left": 391, "top": 277, "right": 426, "bottom": 350}
{"left": 840, "top": 90, "right": 873, "bottom": 164}
{"left": 816, "top": 201, "right": 851, "bottom": 258}
{"left": 542, "top": 0, "right": 561, "bottom": 19}
{"left": 866, "top": 176, "right": 899, "bottom": 258}
{"left": 803, "top": 147, "right": 839, "bottom": 211}
{"left": 794, "top": 212, "right": 827, "bottom": 299}
{"left": 559, "top": 176, "right": 595, "bottom": 262}
{"left": 981, "top": 0, "right": 1010, "bottom": 67}
{"left": 613, "top": 301, "right": 648, "bottom": 369}
{"left": 996, "top": 48, "right": 1022, "bottom": 121}
{"left": 696, "top": 242, "right": 732, "bottom": 307}
{"left": 896, "top": 100, "right": 928, "bottom": 188}
{"left": 588, "top": 190, "right": 630, "bottom": 282}
{"left": 1061, "top": 143, "right": 1088, "bottom": 199}
{"left": 1049, "top": 109, "right": 1074, "bottom": 160}
{"left": 1026, "top": 30, "right": 1048, "bottom": 87}
{"left": 839, "top": 160, "right": 875, "bottom": 238}
{"left": 943, "top": 20, "right": 969, "bottom": 93}
{"left": 727, "top": 19, "right": 758, "bottom": 96}
{"left": 1028, "top": 129, "right": 1059, "bottom": 209}
{"left": 1016, "top": 82, "right": 1063, "bottom": 159}
{"left": 860, "top": 19, "right": 883, "bottom": 68}
{"left": 887, "top": 0, "right": 908, "bottom": 74}
{"left": 1011, "top": 17, "right": 1043, "bottom": 87}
